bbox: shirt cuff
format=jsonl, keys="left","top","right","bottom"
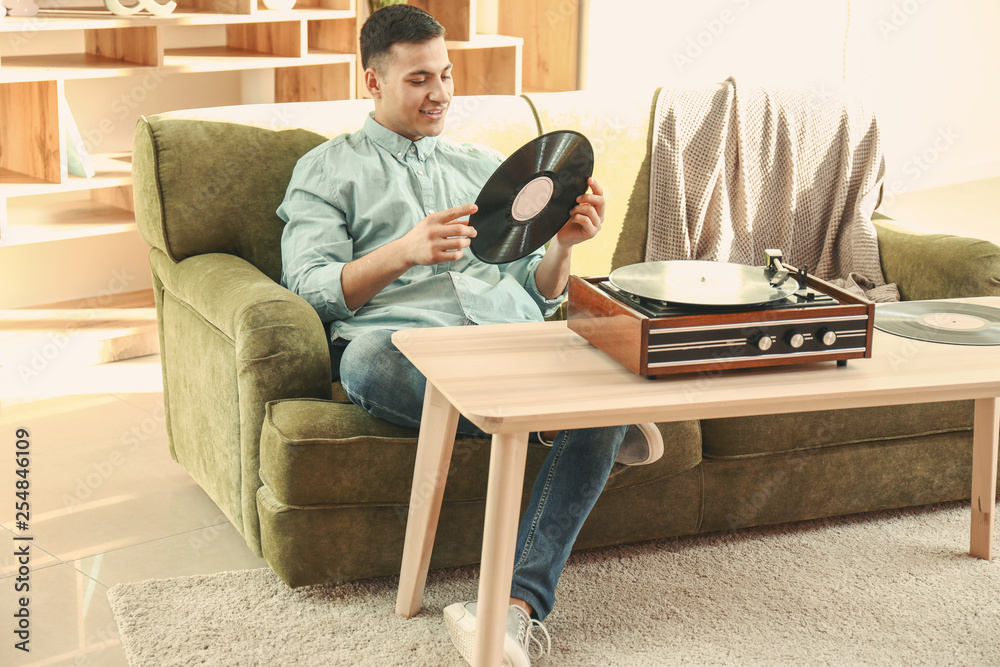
{"left": 524, "top": 260, "right": 568, "bottom": 318}
{"left": 299, "top": 262, "right": 357, "bottom": 322}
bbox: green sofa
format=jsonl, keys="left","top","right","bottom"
{"left": 133, "top": 86, "right": 1000, "bottom": 588}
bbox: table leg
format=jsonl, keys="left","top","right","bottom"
{"left": 473, "top": 431, "right": 530, "bottom": 667}
{"left": 970, "top": 397, "right": 1000, "bottom": 560}
{"left": 396, "top": 380, "right": 461, "bottom": 618}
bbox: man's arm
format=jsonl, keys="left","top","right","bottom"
{"left": 533, "top": 178, "right": 606, "bottom": 299}
{"left": 340, "top": 204, "right": 479, "bottom": 311}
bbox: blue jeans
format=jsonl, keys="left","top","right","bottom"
{"left": 339, "top": 329, "right": 625, "bottom": 620}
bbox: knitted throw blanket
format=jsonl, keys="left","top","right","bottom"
{"left": 646, "top": 77, "right": 898, "bottom": 302}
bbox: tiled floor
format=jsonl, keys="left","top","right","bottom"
{"left": 0, "top": 353, "right": 268, "bottom": 667}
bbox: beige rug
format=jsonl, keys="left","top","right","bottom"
{"left": 108, "top": 501, "right": 999, "bottom": 666}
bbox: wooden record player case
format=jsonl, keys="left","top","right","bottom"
{"left": 567, "top": 271, "right": 875, "bottom": 378}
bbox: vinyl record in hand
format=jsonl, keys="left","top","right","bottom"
{"left": 470, "top": 130, "right": 594, "bottom": 264}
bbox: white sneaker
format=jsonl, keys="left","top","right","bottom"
{"left": 616, "top": 422, "right": 664, "bottom": 466}
{"left": 536, "top": 422, "right": 664, "bottom": 466}
{"left": 444, "top": 601, "right": 551, "bottom": 666}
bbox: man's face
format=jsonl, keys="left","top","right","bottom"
{"left": 368, "top": 37, "right": 454, "bottom": 142}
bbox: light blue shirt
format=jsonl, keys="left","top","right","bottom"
{"left": 278, "top": 114, "right": 565, "bottom": 342}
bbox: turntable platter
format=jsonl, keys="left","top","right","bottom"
{"left": 608, "top": 260, "right": 799, "bottom": 306}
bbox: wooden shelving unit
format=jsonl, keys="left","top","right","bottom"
{"left": 498, "top": 0, "right": 579, "bottom": 92}
{"left": 0, "top": 0, "right": 528, "bottom": 366}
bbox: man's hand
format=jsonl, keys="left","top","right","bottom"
{"left": 553, "top": 178, "right": 605, "bottom": 248}
{"left": 341, "top": 204, "right": 477, "bottom": 312}
{"left": 398, "top": 204, "right": 479, "bottom": 266}
{"left": 534, "top": 178, "right": 607, "bottom": 299}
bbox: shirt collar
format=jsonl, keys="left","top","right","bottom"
{"left": 363, "top": 113, "right": 439, "bottom": 162}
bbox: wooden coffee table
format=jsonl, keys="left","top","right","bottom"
{"left": 393, "top": 298, "right": 1000, "bottom": 667}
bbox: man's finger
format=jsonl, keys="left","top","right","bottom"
{"left": 440, "top": 204, "right": 478, "bottom": 222}
{"left": 444, "top": 224, "right": 477, "bottom": 238}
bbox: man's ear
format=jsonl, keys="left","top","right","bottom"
{"left": 365, "top": 68, "right": 381, "bottom": 99}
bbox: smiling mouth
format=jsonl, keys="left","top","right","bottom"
{"left": 420, "top": 108, "right": 446, "bottom": 119}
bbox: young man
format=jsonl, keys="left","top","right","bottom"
{"left": 278, "top": 6, "right": 664, "bottom": 665}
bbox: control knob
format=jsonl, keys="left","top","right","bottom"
{"left": 785, "top": 330, "right": 805, "bottom": 349}
{"left": 817, "top": 328, "right": 837, "bottom": 346}
{"left": 751, "top": 333, "right": 773, "bottom": 351}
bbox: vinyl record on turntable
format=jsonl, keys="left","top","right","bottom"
{"left": 469, "top": 130, "right": 594, "bottom": 264}
{"left": 875, "top": 301, "right": 1000, "bottom": 345}
{"left": 608, "top": 260, "right": 800, "bottom": 306}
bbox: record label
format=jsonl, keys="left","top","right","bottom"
{"left": 511, "top": 176, "right": 554, "bottom": 221}
{"left": 470, "top": 130, "right": 594, "bottom": 264}
{"left": 919, "top": 312, "right": 988, "bottom": 331}
{"left": 875, "top": 301, "right": 1000, "bottom": 345}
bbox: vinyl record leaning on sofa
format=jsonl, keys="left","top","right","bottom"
{"left": 469, "top": 130, "right": 594, "bottom": 264}
{"left": 874, "top": 301, "right": 1000, "bottom": 345}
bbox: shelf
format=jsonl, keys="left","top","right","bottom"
{"left": 0, "top": 0, "right": 540, "bottom": 364}
{"left": 0, "top": 288, "right": 158, "bottom": 367}
{"left": 499, "top": 0, "right": 579, "bottom": 92}
{"left": 0, "top": 197, "right": 137, "bottom": 246}
{"left": 0, "top": 8, "right": 353, "bottom": 32}
{"left": 447, "top": 35, "right": 522, "bottom": 96}
{"left": 0, "top": 153, "right": 132, "bottom": 196}
{"left": 1, "top": 13, "right": 358, "bottom": 82}
{"left": 166, "top": 46, "right": 353, "bottom": 71}
{"left": 446, "top": 34, "right": 523, "bottom": 50}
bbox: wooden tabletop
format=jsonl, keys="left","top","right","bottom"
{"left": 391, "top": 298, "right": 1000, "bottom": 434}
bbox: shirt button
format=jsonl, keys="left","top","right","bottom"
{"left": 418, "top": 170, "right": 424, "bottom": 175}
{"left": 454, "top": 275, "right": 462, "bottom": 281}
{"left": 410, "top": 146, "right": 416, "bottom": 152}
{"left": 397, "top": 152, "right": 403, "bottom": 157}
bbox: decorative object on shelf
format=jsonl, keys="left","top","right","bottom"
{"left": 60, "top": 97, "right": 96, "bottom": 179}
{"left": 368, "top": 0, "right": 407, "bottom": 14}
{"left": 261, "top": 0, "right": 296, "bottom": 10}
{"left": 2, "top": 0, "right": 40, "bottom": 17}
{"left": 103, "top": 0, "right": 176, "bottom": 17}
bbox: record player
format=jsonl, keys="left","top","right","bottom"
{"left": 462, "top": 133, "right": 874, "bottom": 377}
{"left": 567, "top": 250, "right": 875, "bottom": 378}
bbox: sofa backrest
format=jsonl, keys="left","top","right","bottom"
{"left": 525, "top": 87, "right": 661, "bottom": 277}
{"left": 133, "top": 95, "right": 542, "bottom": 283}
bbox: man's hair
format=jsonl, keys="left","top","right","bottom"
{"left": 360, "top": 5, "right": 446, "bottom": 73}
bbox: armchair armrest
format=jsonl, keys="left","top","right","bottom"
{"left": 151, "top": 249, "right": 333, "bottom": 400}
{"left": 150, "top": 248, "right": 332, "bottom": 552}
{"left": 874, "top": 216, "right": 1000, "bottom": 300}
